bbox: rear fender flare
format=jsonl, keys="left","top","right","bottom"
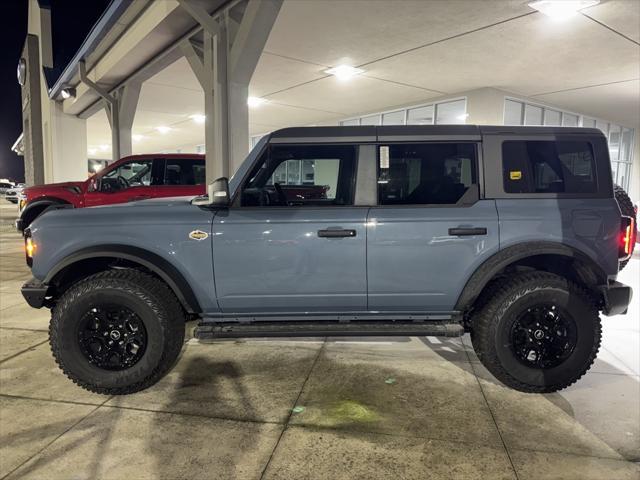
{"left": 455, "top": 241, "right": 607, "bottom": 311}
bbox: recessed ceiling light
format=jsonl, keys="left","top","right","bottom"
{"left": 190, "top": 114, "right": 206, "bottom": 124}
{"left": 132, "top": 134, "right": 144, "bottom": 141}
{"left": 324, "top": 65, "right": 365, "bottom": 81}
{"left": 528, "top": 0, "right": 599, "bottom": 20}
{"left": 155, "top": 126, "right": 172, "bottom": 134}
{"left": 247, "top": 97, "right": 268, "bottom": 108}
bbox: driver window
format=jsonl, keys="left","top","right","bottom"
{"left": 105, "top": 159, "right": 154, "bottom": 185}
{"left": 241, "top": 144, "right": 357, "bottom": 207}
{"left": 100, "top": 159, "right": 156, "bottom": 192}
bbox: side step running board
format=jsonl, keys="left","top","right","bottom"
{"left": 194, "top": 322, "right": 464, "bottom": 339}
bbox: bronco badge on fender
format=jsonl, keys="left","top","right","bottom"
{"left": 189, "top": 230, "right": 209, "bottom": 241}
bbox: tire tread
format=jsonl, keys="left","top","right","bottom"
{"left": 49, "top": 269, "right": 185, "bottom": 395}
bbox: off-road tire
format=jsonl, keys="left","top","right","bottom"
{"left": 471, "top": 272, "right": 600, "bottom": 393}
{"left": 614, "top": 183, "right": 636, "bottom": 270}
{"left": 50, "top": 269, "right": 185, "bottom": 394}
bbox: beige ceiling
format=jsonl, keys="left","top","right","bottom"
{"left": 87, "top": 0, "right": 640, "bottom": 159}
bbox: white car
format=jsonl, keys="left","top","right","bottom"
{"left": 0, "top": 180, "right": 15, "bottom": 196}
{"left": 4, "top": 183, "right": 25, "bottom": 204}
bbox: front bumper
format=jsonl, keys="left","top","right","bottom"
{"left": 21, "top": 278, "right": 50, "bottom": 309}
{"left": 600, "top": 281, "right": 632, "bottom": 316}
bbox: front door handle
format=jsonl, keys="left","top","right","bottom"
{"left": 448, "top": 227, "right": 487, "bottom": 236}
{"left": 318, "top": 228, "right": 357, "bottom": 238}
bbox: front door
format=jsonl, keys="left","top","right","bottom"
{"left": 212, "top": 143, "right": 368, "bottom": 314}
{"left": 367, "top": 142, "right": 500, "bottom": 312}
{"left": 85, "top": 158, "right": 163, "bottom": 207}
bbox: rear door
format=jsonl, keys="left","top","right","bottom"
{"left": 367, "top": 138, "right": 500, "bottom": 312}
{"left": 152, "top": 157, "right": 207, "bottom": 198}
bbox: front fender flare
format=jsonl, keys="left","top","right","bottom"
{"left": 44, "top": 245, "right": 202, "bottom": 314}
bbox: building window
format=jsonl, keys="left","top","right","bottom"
{"left": 407, "top": 105, "right": 435, "bottom": 125}
{"left": 360, "top": 114, "right": 381, "bottom": 126}
{"left": 382, "top": 110, "right": 405, "bottom": 125}
{"left": 436, "top": 99, "right": 466, "bottom": 124}
{"left": 504, "top": 98, "right": 634, "bottom": 191}
{"left": 340, "top": 98, "right": 466, "bottom": 128}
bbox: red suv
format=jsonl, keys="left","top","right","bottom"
{"left": 17, "top": 154, "right": 205, "bottom": 231}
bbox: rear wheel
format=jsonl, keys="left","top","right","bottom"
{"left": 471, "top": 272, "right": 600, "bottom": 393}
{"left": 614, "top": 184, "right": 637, "bottom": 270}
{"left": 50, "top": 270, "right": 185, "bottom": 394}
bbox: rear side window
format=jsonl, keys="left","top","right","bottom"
{"left": 503, "top": 141, "right": 597, "bottom": 194}
{"left": 163, "top": 159, "right": 206, "bottom": 185}
{"left": 377, "top": 143, "right": 477, "bottom": 205}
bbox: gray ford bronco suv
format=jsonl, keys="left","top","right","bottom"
{"left": 21, "top": 125, "right": 635, "bottom": 395}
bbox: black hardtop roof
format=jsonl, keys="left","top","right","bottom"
{"left": 269, "top": 125, "right": 604, "bottom": 140}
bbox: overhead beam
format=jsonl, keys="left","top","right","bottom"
{"left": 229, "top": 0, "right": 283, "bottom": 84}
{"left": 178, "top": 0, "right": 281, "bottom": 180}
{"left": 177, "top": 0, "right": 221, "bottom": 36}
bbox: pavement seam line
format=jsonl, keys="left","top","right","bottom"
{"left": 0, "top": 392, "right": 284, "bottom": 427}
{"left": 0, "top": 326, "right": 48, "bottom": 332}
{"left": 259, "top": 337, "right": 327, "bottom": 480}
{"left": 0, "top": 339, "right": 49, "bottom": 365}
{"left": 0, "top": 396, "right": 114, "bottom": 480}
{"left": 464, "top": 347, "right": 521, "bottom": 480}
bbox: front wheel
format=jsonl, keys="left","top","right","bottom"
{"left": 50, "top": 270, "right": 185, "bottom": 394}
{"left": 471, "top": 272, "right": 600, "bottom": 393}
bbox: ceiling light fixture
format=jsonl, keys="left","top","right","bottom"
{"left": 324, "top": 65, "right": 365, "bottom": 81}
{"left": 61, "top": 87, "right": 76, "bottom": 100}
{"left": 155, "top": 126, "right": 172, "bottom": 134}
{"left": 528, "top": 0, "right": 599, "bottom": 20}
{"left": 190, "top": 114, "right": 206, "bottom": 124}
{"left": 247, "top": 97, "right": 268, "bottom": 108}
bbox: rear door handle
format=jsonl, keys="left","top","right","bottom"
{"left": 318, "top": 228, "right": 357, "bottom": 238}
{"left": 448, "top": 227, "right": 487, "bottom": 236}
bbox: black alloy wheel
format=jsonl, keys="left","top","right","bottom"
{"left": 510, "top": 304, "right": 578, "bottom": 369}
{"left": 78, "top": 305, "right": 148, "bottom": 370}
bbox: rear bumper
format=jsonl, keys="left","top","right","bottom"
{"left": 21, "top": 278, "right": 50, "bottom": 309}
{"left": 600, "top": 281, "right": 632, "bottom": 316}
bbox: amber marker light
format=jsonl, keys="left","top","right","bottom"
{"left": 25, "top": 237, "right": 36, "bottom": 258}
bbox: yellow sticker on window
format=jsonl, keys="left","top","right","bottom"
{"left": 510, "top": 171, "right": 522, "bottom": 180}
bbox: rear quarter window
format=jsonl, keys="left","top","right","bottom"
{"left": 502, "top": 140, "right": 597, "bottom": 194}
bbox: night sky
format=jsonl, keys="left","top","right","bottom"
{"left": 0, "top": 0, "right": 111, "bottom": 182}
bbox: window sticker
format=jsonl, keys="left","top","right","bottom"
{"left": 380, "top": 146, "right": 390, "bottom": 169}
{"left": 510, "top": 170, "right": 522, "bottom": 180}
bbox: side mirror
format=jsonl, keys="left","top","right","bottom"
{"left": 192, "top": 177, "right": 230, "bottom": 207}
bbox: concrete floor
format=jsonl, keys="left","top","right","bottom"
{"left": 0, "top": 202, "right": 638, "bottom": 480}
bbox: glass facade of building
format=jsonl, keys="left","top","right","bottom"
{"left": 339, "top": 98, "right": 466, "bottom": 127}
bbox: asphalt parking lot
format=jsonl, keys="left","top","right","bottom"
{"left": 0, "top": 202, "right": 638, "bottom": 480}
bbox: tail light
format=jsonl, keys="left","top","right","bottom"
{"left": 619, "top": 216, "right": 635, "bottom": 261}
